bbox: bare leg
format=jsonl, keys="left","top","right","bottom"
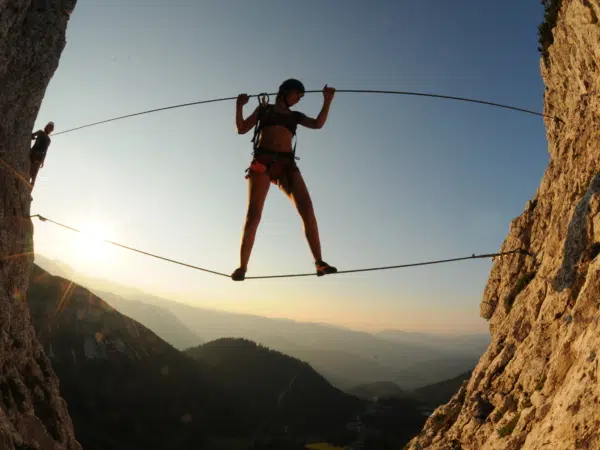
{"left": 286, "top": 171, "right": 323, "bottom": 262}
{"left": 238, "top": 171, "right": 271, "bottom": 272}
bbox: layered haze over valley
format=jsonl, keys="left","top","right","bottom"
{"left": 35, "top": 254, "right": 487, "bottom": 391}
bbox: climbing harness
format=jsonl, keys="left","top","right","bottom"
{"left": 246, "top": 93, "right": 302, "bottom": 192}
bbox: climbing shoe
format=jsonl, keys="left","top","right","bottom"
{"left": 231, "top": 267, "right": 247, "bottom": 281}
{"left": 315, "top": 260, "right": 337, "bottom": 277}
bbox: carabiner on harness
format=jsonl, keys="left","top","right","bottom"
{"left": 250, "top": 93, "right": 270, "bottom": 152}
{"left": 257, "top": 92, "right": 270, "bottom": 107}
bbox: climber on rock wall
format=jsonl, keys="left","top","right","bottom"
{"left": 30, "top": 121, "right": 54, "bottom": 188}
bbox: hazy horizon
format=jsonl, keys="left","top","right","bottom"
{"left": 31, "top": 1, "right": 548, "bottom": 335}
{"left": 36, "top": 251, "right": 489, "bottom": 336}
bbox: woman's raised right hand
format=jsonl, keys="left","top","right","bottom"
{"left": 236, "top": 94, "right": 249, "bottom": 106}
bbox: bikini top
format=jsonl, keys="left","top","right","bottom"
{"left": 257, "top": 104, "right": 306, "bottom": 135}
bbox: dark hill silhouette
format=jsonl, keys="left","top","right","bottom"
{"left": 187, "top": 339, "right": 428, "bottom": 448}
{"left": 33, "top": 254, "right": 202, "bottom": 351}
{"left": 186, "top": 338, "right": 365, "bottom": 437}
{"left": 29, "top": 265, "right": 428, "bottom": 448}
{"left": 411, "top": 370, "right": 473, "bottom": 411}
{"left": 34, "top": 255, "right": 485, "bottom": 391}
{"left": 27, "top": 265, "right": 244, "bottom": 449}
{"left": 348, "top": 381, "right": 408, "bottom": 401}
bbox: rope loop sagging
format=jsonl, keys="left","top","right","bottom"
{"left": 29, "top": 214, "right": 533, "bottom": 280}
{"left": 51, "top": 88, "right": 562, "bottom": 136}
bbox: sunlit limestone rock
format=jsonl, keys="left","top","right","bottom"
{"left": 0, "top": 0, "right": 80, "bottom": 448}
{"left": 407, "top": 1, "right": 600, "bottom": 449}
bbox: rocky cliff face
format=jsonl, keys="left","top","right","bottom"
{"left": 407, "top": 1, "right": 600, "bottom": 449}
{"left": 0, "top": 1, "right": 79, "bottom": 449}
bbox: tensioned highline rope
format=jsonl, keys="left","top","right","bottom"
{"left": 51, "top": 88, "right": 562, "bottom": 136}
{"left": 31, "top": 214, "right": 532, "bottom": 280}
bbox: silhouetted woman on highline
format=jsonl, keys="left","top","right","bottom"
{"left": 231, "top": 79, "right": 338, "bottom": 281}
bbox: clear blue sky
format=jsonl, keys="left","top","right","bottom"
{"left": 31, "top": 0, "right": 549, "bottom": 333}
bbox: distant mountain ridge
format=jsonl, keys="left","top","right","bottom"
{"left": 91, "top": 289, "right": 202, "bottom": 350}
{"left": 33, "top": 254, "right": 203, "bottom": 350}
{"left": 34, "top": 254, "right": 489, "bottom": 390}
{"left": 376, "top": 329, "right": 490, "bottom": 357}
{"left": 30, "top": 264, "right": 423, "bottom": 449}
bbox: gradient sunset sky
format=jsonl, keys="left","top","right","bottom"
{"left": 31, "top": 0, "right": 549, "bottom": 334}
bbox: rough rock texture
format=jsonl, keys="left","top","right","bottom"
{"left": 0, "top": 1, "right": 79, "bottom": 449}
{"left": 407, "top": 1, "right": 600, "bottom": 449}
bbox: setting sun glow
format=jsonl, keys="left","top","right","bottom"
{"left": 72, "top": 223, "right": 110, "bottom": 263}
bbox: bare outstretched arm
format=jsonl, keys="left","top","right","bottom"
{"left": 299, "top": 85, "right": 336, "bottom": 130}
{"left": 236, "top": 94, "right": 261, "bottom": 134}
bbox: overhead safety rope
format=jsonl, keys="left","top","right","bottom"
{"left": 31, "top": 214, "right": 532, "bottom": 280}
{"left": 51, "top": 88, "right": 562, "bottom": 137}
{"left": 24, "top": 87, "right": 544, "bottom": 280}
